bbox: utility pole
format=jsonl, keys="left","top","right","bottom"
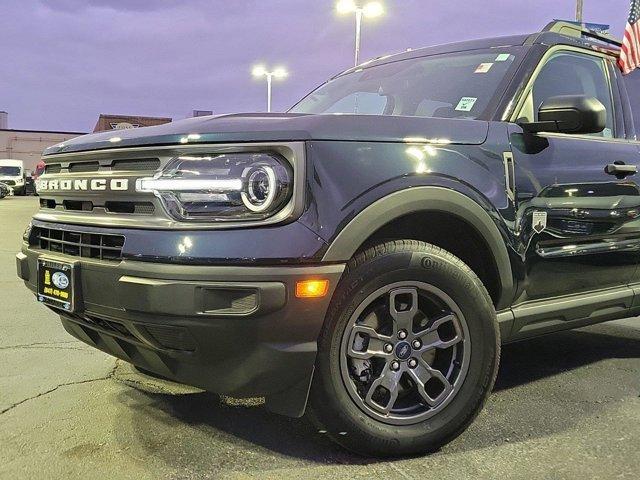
{"left": 576, "top": 0, "right": 584, "bottom": 25}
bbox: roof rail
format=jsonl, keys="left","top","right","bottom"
{"left": 543, "top": 21, "right": 622, "bottom": 48}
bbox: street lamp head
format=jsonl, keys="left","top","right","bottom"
{"left": 363, "top": 1, "right": 384, "bottom": 18}
{"left": 336, "top": 0, "right": 357, "bottom": 14}
{"left": 272, "top": 67, "right": 288, "bottom": 79}
{"left": 252, "top": 65, "right": 267, "bottom": 78}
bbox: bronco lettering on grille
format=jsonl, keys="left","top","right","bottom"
{"left": 37, "top": 178, "right": 129, "bottom": 192}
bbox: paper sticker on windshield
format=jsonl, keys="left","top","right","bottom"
{"left": 532, "top": 211, "right": 547, "bottom": 234}
{"left": 475, "top": 63, "right": 493, "bottom": 73}
{"left": 495, "top": 53, "right": 511, "bottom": 62}
{"left": 455, "top": 97, "right": 477, "bottom": 112}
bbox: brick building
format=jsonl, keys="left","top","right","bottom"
{"left": 93, "top": 114, "right": 172, "bottom": 132}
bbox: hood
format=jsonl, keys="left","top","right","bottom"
{"left": 43, "top": 113, "right": 489, "bottom": 155}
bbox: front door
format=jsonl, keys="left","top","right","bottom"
{"left": 509, "top": 48, "right": 640, "bottom": 304}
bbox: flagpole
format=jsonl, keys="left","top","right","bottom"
{"left": 576, "top": 0, "right": 584, "bottom": 25}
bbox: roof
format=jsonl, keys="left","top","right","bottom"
{"left": 344, "top": 21, "right": 621, "bottom": 74}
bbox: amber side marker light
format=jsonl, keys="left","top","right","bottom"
{"left": 295, "top": 279, "right": 329, "bottom": 298}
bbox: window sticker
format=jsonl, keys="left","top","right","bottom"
{"left": 532, "top": 211, "right": 547, "bottom": 234}
{"left": 495, "top": 53, "right": 511, "bottom": 62}
{"left": 475, "top": 63, "right": 494, "bottom": 73}
{"left": 455, "top": 97, "right": 477, "bottom": 112}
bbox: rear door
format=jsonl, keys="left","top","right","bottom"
{"left": 509, "top": 47, "right": 640, "bottom": 304}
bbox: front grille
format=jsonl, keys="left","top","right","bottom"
{"left": 45, "top": 158, "right": 160, "bottom": 174}
{"left": 105, "top": 201, "right": 155, "bottom": 215}
{"left": 68, "top": 162, "right": 99, "bottom": 173}
{"left": 39, "top": 199, "right": 155, "bottom": 215}
{"left": 63, "top": 200, "right": 93, "bottom": 211}
{"left": 2, "top": 180, "right": 15, "bottom": 186}
{"left": 31, "top": 226, "right": 124, "bottom": 261}
{"left": 40, "top": 199, "right": 56, "bottom": 209}
{"left": 143, "top": 324, "right": 197, "bottom": 351}
{"left": 63, "top": 313, "right": 196, "bottom": 353}
{"left": 83, "top": 314, "right": 136, "bottom": 341}
{"left": 112, "top": 159, "right": 161, "bottom": 171}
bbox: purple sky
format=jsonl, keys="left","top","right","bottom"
{"left": 0, "top": 0, "right": 631, "bottom": 132}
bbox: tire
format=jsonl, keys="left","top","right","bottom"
{"left": 308, "top": 240, "right": 500, "bottom": 457}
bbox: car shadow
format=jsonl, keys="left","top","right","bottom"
{"left": 494, "top": 321, "right": 640, "bottom": 391}
{"left": 116, "top": 321, "right": 640, "bottom": 468}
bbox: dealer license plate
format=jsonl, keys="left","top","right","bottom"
{"left": 37, "top": 259, "right": 75, "bottom": 312}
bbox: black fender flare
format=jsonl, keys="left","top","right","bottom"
{"left": 321, "top": 186, "right": 514, "bottom": 309}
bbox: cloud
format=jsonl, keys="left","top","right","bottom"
{"left": 37, "top": 0, "right": 183, "bottom": 12}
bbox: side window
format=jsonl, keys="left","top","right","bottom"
{"left": 623, "top": 69, "right": 640, "bottom": 139}
{"left": 520, "top": 52, "right": 615, "bottom": 138}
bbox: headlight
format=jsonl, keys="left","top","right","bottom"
{"left": 136, "top": 153, "right": 292, "bottom": 222}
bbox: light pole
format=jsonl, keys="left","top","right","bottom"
{"left": 576, "top": 0, "right": 584, "bottom": 24}
{"left": 252, "top": 65, "right": 288, "bottom": 112}
{"left": 336, "top": 0, "right": 384, "bottom": 66}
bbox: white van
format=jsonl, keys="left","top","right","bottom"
{"left": 0, "top": 159, "right": 26, "bottom": 195}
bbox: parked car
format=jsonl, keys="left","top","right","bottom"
{"left": 0, "top": 159, "right": 26, "bottom": 196}
{"left": 17, "top": 21, "right": 638, "bottom": 456}
{"left": 0, "top": 182, "right": 9, "bottom": 199}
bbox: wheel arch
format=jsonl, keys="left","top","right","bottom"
{"left": 321, "top": 186, "right": 515, "bottom": 310}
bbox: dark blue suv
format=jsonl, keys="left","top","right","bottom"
{"left": 18, "top": 21, "right": 640, "bottom": 456}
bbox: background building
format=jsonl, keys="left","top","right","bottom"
{"left": 0, "top": 112, "right": 177, "bottom": 172}
{"left": 0, "top": 112, "right": 85, "bottom": 172}
{"left": 189, "top": 110, "right": 213, "bottom": 117}
{"left": 93, "top": 114, "right": 172, "bottom": 132}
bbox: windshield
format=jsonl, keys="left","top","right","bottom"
{"left": 0, "top": 166, "right": 21, "bottom": 176}
{"left": 290, "top": 48, "right": 523, "bottom": 119}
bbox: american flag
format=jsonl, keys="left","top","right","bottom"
{"left": 620, "top": 0, "right": 640, "bottom": 74}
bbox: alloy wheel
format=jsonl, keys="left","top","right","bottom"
{"left": 339, "top": 281, "right": 471, "bottom": 425}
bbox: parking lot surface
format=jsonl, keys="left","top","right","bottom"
{"left": 1, "top": 196, "right": 639, "bottom": 479}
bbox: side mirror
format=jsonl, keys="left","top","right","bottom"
{"left": 519, "top": 95, "right": 606, "bottom": 135}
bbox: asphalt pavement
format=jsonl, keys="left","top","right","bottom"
{"left": 1, "top": 196, "right": 639, "bottom": 479}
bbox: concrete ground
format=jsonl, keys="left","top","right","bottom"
{"left": 0, "top": 196, "right": 639, "bottom": 480}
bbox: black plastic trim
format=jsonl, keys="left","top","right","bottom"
{"left": 321, "top": 186, "right": 515, "bottom": 309}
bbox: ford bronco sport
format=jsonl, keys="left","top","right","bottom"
{"left": 17, "top": 22, "right": 640, "bottom": 456}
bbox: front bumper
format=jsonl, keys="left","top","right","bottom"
{"left": 17, "top": 247, "right": 344, "bottom": 417}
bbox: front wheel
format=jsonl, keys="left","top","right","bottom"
{"left": 308, "top": 240, "right": 500, "bottom": 457}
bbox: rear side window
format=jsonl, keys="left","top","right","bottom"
{"left": 623, "top": 69, "right": 640, "bottom": 139}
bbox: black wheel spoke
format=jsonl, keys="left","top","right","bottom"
{"left": 347, "top": 325, "right": 393, "bottom": 360}
{"left": 389, "top": 287, "right": 419, "bottom": 335}
{"left": 408, "top": 358, "right": 453, "bottom": 407}
{"left": 414, "top": 313, "right": 463, "bottom": 352}
{"left": 364, "top": 363, "right": 402, "bottom": 414}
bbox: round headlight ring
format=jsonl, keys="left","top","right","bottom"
{"left": 241, "top": 164, "right": 278, "bottom": 212}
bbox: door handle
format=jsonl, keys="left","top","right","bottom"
{"left": 604, "top": 162, "right": 637, "bottom": 179}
